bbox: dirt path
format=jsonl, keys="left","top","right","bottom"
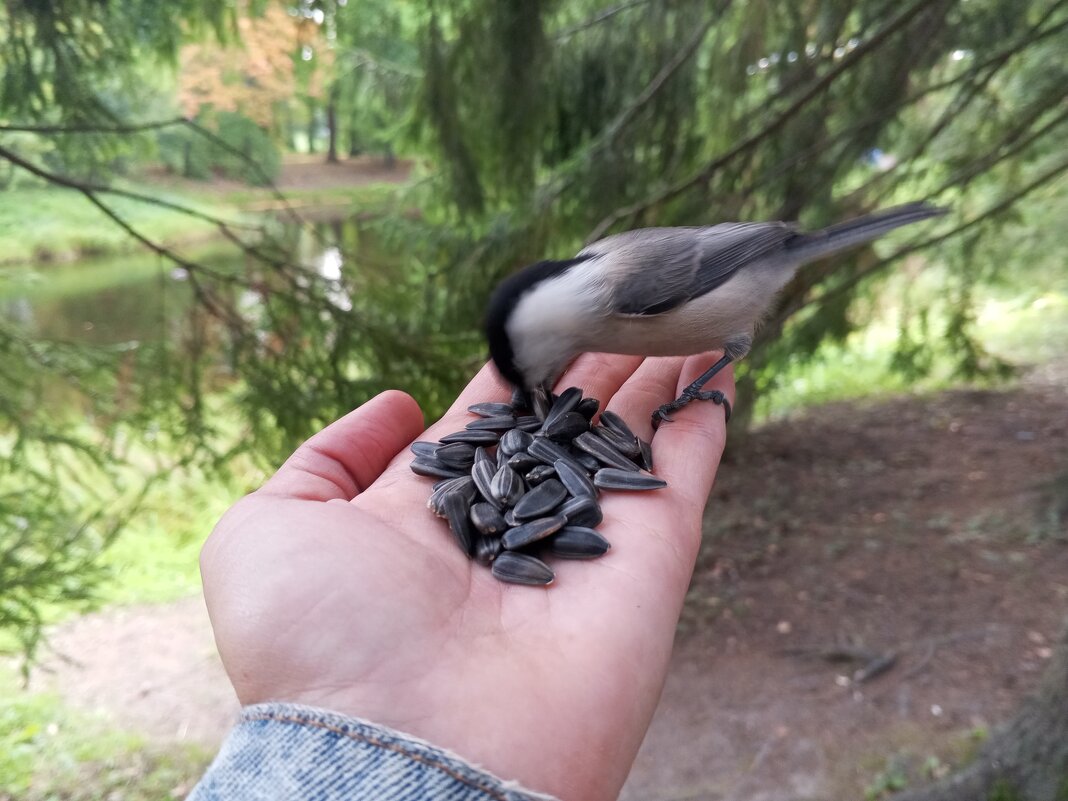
{"left": 29, "top": 365, "right": 1068, "bottom": 800}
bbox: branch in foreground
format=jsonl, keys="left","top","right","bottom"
{"left": 585, "top": 0, "right": 951, "bottom": 242}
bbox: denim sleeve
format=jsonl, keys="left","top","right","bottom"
{"left": 188, "top": 702, "right": 560, "bottom": 801}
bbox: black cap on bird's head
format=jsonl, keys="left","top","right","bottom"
{"left": 484, "top": 256, "right": 592, "bottom": 390}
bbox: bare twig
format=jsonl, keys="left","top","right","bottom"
{"left": 552, "top": 0, "right": 653, "bottom": 39}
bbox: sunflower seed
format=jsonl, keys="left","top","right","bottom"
{"left": 443, "top": 491, "right": 474, "bottom": 555}
{"left": 574, "top": 452, "right": 602, "bottom": 473}
{"left": 542, "top": 411, "right": 590, "bottom": 441}
{"left": 542, "top": 386, "right": 583, "bottom": 429}
{"left": 410, "top": 441, "right": 439, "bottom": 459}
{"left": 532, "top": 389, "right": 553, "bottom": 421}
{"left": 573, "top": 431, "right": 640, "bottom": 472}
{"left": 599, "top": 410, "right": 637, "bottom": 441}
{"left": 428, "top": 476, "right": 477, "bottom": 516}
{"left": 468, "top": 401, "right": 515, "bottom": 418}
{"left": 474, "top": 446, "right": 494, "bottom": 467}
{"left": 507, "top": 452, "right": 541, "bottom": 473}
{"left": 435, "top": 442, "right": 476, "bottom": 469}
{"left": 499, "top": 428, "right": 534, "bottom": 456}
{"left": 593, "top": 468, "right": 667, "bottom": 491}
{"left": 515, "top": 415, "right": 543, "bottom": 432}
{"left": 525, "top": 464, "right": 557, "bottom": 486}
{"left": 411, "top": 457, "right": 467, "bottom": 479}
{"left": 491, "top": 551, "right": 555, "bottom": 586}
{"left": 470, "top": 502, "right": 508, "bottom": 535}
{"left": 472, "top": 459, "right": 500, "bottom": 508}
{"left": 439, "top": 429, "right": 501, "bottom": 445}
{"left": 512, "top": 478, "right": 567, "bottom": 519}
{"left": 549, "top": 526, "right": 611, "bottom": 558}
{"left": 554, "top": 459, "right": 597, "bottom": 499}
{"left": 465, "top": 414, "right": 517, "bottom": 432}
{"left": 497, "top": 447, "right": 510, "bottom": 469}
{"left": 576, "top": 397, "right": 600, "bottom": 420}
{"left": 502, "top": 513, "right": 567, "bottom": 550}
{"left": 474, "top": 535, "right": 503, "bottom": 565}
{"left": 637, "top": 438, "right": 654, "bottom": 471}
{"left": 490, "top": 465, "right": 525, "bottom": 506}
{"left": 505, "top": 508, "right": 522, "bottom": 527}
{"left": 560, "top": 496, "right": 603, "bottom": 527}
{"left": 510, "top": 386, "right": 531, "bottom": 411}
{"left": 528, "top": 438, "right": 584, "bottom": 474}
{"left": 593, "top": 425, "right": 640, "bottom": 458}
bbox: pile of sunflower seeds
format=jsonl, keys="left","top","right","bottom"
{"left": 409, "top": 387, "right": 666, "bottom": 586}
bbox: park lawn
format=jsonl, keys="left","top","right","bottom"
{"left": 0, "top": 665, "right": 210, "bottom": 801}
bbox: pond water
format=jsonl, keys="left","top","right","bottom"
{"left": 0, "top": 215, "right": 478, "bottom": 427}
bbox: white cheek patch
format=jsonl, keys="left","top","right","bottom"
{"left": 506, "top": 269, "right": 604, "bottom": 385}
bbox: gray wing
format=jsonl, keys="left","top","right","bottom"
{"left": 580, "top": 223, "right": 796, "bottom": 316}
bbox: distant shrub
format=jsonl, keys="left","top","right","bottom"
{"left": 157, "top": 111, "right": 280, "bottom": 186}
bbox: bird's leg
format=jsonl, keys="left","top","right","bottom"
{"left": 652, "top": 354, "right": 733, "bottom": 429}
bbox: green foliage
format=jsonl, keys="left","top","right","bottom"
{"left": 157, "top": 111, "right": 280, "bottom": 185}
{"left": 0, "top": 671, "right": 209, "bottom": 800}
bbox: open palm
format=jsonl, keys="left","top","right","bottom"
{"left": 200, "top": 352, "right": 732, "bottom": 801}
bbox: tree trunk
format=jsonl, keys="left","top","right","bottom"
{"left": 306, "top": 99, "right": 317, "bottom": 154}
{"left": 895, "top": 618, "right": 1068, "bottom": 801}
{"left": 325, "top": 84, "right": 339, "bottom": 164}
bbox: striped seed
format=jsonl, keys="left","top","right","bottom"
{"left": 593, "top": 468, "right": 667, "bottom": 491}
{"left": 439, "top": 429, "right": 501, "bottom": 446}
{"left": 465, "top": 414, "right": 517, "bottom": 432}
{"left": 507, "top": 452, "right": 541, "bottom": 473}
{"left": 512, "top": 478, "right": 568, "bottom": 520}
{"left": 554, "top": 458, "right": 597, "bottom": 499}
{"left": 468, "top": 401, "right": 515, "bottom": 418}
{"left": 542, "top": 411, "right": 590, "bottom": 441}
{"left": 443, "top": 491, "right": 474, "bottom": 556}
{"left": 560, "top": 496, "right": 603, "bottom": 528}
{"left": 515, "top": 415, "right": 543, "bottom": 433}
{"left": 573, "top": 432, "right": 640, "bottom": 472}
{"left": 428, "top": 476, "right": 476, "bottom": 517}
{"left": 410, "top": 441, "right": 439, "bottom": 459}
{"left": 490, "top": 465, "right": 525, "bottom": 507}
{"left": 502, "top": 513, "right": 567, "bottom": 550}
{"left": 598, "top": 410, "right": 637, "bottom": 441}
{"left": 474, "top": 535, "right": 503, "bottom": 565}
{"left": 472, "top": 459, "right": 501, "bottom": 509}
{"left": 574, "top": 452, "right": 602, "bottom": 474}
{"left": 576, "top": 397, "right": 600, "bottom": 420}
{"left": 549, "top": 526, "right": 611, "bottom": 559}
{"left": 528, "top": 438, "right": 585, "bottom": 474}
{"left": 470, "top": 502, "right": 508, "bottom": 536}
{"left": 499, "top": 428, "right": 534, "bottom": 456}
{"left": 410, "top": 457, "right": 466, "bottom": 479}
{"left": 474, "top": 446, "right": 494, "bottom": 467}
{"left": 541, "top": 386, "right": 583, "bottom": 430}
{"left": 637, "top": 438, "right": 654, "bottom": 471}
{"left": 525, "top": 464, "right": 557, "bottom": 486}
{"left": 491, "top": 551, "right": 555, "bottom": 586}
{"left": 435, "top": 442, "right": 476, "bottom": 469}
{"left": 593, "top": 425, "right": 640, "bottom": 458}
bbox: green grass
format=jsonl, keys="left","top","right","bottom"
{"left": 756, "top": 285, "right": 1068, "bottom": 421}
{"left": 0, "top": 667, "right": 210, "bottom": 800}
{"left": 0, "top": 187, "right": 228, "bottom": 266}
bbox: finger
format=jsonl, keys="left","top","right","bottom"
{"left": 260, "top": 390, "right": 425, "bottom": 502}
{"left": 602, "top": 355, "right": 689, "bottom": 443}
{"left": 554, "top": 352, "right": 644, "bottom": 402}
{"left": 650, "top": 353, "right": 734, "bottom": 514}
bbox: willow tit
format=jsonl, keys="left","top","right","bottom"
{"left": 485, "top": 202, "right": 946, "bottom": 426}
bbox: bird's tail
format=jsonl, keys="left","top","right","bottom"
{"left": 785, "top": 201, "right": 947, "bottom": 263}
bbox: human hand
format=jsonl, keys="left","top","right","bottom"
{"left": 200, "top": 352, "right": 733, "bottom": 801}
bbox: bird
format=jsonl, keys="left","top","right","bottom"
{"left": 484, "top": 202, "right": 947, "bottom": 428}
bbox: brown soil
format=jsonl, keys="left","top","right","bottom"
{"left": 28, "top": 363, "right": 1068, "bottom": 801}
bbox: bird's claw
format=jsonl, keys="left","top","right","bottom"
{"left": 651, "top": 407, "right": 675, "bottom": 429}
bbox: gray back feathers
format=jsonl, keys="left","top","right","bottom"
{"left": 579, "top": 223, "right": 797, "bottom": 316}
